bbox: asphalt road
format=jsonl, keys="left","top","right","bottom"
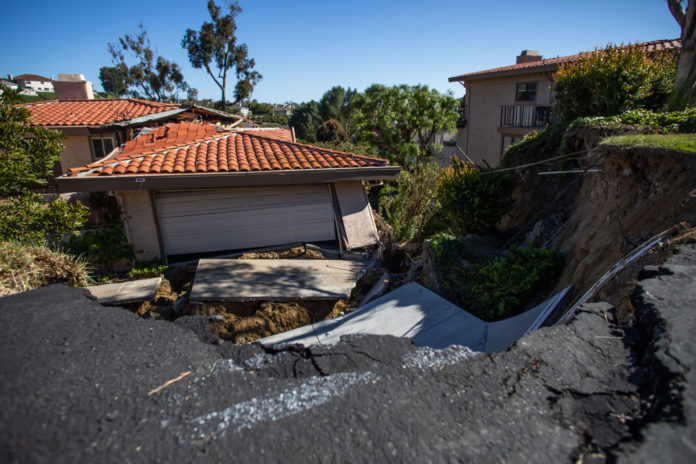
{"left": 1, "top": 246, "right": 695, "bottom": 463}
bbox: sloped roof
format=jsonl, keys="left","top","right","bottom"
{"left": 448, "top": 38, "right": 682, "bottom": 82}
{"left": 19, "top": 99, "right": 181, "bottom": 126}
{"left": 65, "top": 123, "right": 388, "bottom": 177}
{"left": 232, "top": 127, "right": 294, "bottom": 142}
{"left": 14, "top": 74, "right": 51, "bottom": 82}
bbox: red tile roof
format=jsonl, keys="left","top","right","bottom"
{"left": 232, "top": 127, "right": 294, "bottom": 142}
{"left": 18, "top": 98, "right": 181, "bottom": 126}
{"left": 66, "top": 123, "right": 388, "bottom": 177}
{"left": 14, "top": 74, "right": 52, "bottom": 82}
{"left": 449, "top": 38, "right": 682, "bottom": 82}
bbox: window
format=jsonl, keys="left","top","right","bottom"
{"left": 515, "top": 82, "right": 537, "bottom": 102}
{"left": 91, "top": 137, "right": 115, "bottom": 159}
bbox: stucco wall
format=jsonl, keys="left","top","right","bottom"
{"left": 116, "top": 190, "right": 161, "bottom": 262}
{"left": 458, "top": 72, "right": 554, "bottom": 167}
{"left": 58, "top": 130, "right": 120, "bottom": 174}
{"left": 59, "top": 136, "right": 93, "bottom": 174}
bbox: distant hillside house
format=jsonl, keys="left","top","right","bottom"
{"left": 448, "top": 38, "right": 681, "bottom": 167}
{"left": 12, "top": 74, "right": 54, "bottom": 93}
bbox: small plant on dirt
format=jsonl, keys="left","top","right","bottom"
{"left": 128, "top": 260, "right": 168, "bottom": 279}
{"left": 378, "top": 162, "right": 443, "bottom": 241}
{"left": 438, "top": 157, "right": 514, "bottom": 235}
{"left": 0, "top": 241, "right": 90, "bottom": 296}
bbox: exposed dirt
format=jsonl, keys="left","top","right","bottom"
{"left": 553, "top": 145, "right": 696, "bottom": 295}
{"left": 188, "top": 299, "right": 352, "bottom": 344}
{"left": 499, "top": 127, "right": 696, "bottom": 301}
{"left": 238, "top": 245, "right": 325, "bottom": 260}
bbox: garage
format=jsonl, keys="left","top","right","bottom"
{"left": 155, "top": 184, "right": 337, "bottom": 256}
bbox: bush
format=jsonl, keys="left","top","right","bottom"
{"left": 0, "top": 193, "right": 88, "bottom": 246}
{"left": 66, "top": 193, "right": 134, "bottom": 273}
{"left": 438, "top": 157, "right": 514, "bottom": 235}
{"left": 554, "top": 43, "right": 678, "bottom": 121}
{"left": 315, "top": 118, "right": 348, "bottom": 143}
{"left": 569, "top": 107, "right": 696, "bottom": 133}
{"left": 430, "top": 233, "right": 564, "bottom": 321}
{"left": 378, "top": 162, "right": 443, "bottom": 241}
{"left": 0, "top": 241, "right": 90, "bottom": 296}
{"left": 462, "top": 245, "right": 564, "bottom": 321}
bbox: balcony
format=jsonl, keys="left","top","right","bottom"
{"left": 500, "top": 105, "right": 553, "bottom": 128}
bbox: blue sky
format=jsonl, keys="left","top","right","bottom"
{"left": 1, "top": 0, "right": 681, "bottom": 103}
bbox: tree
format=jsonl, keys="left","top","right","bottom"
{"left": 0, "top": 86, "right": 88, "bottom": 244}
{"left": 107, "top": 24, "right": 192, "bottom": 102}
{"left": 316, "top": 118, "right": 348, "bottom": 143}
{"left": 318, "top": 86, "right": 357, "bottom": 133}
{"left": 554, "top": 43, "right": 678, "bottom": 121}
{"left": 288, "top": 101, "right": 322, "bottom": 142}
{"left": 668, "top": 0, "right": 696, "bottom": 109}
{"left": 353, "top": 84, "right": 459, "bottom": 168}
{"left": 0, "top": 86, "right": 65, "bottom": 195}
{"left": 182, "top": 1, "right": 261, "bottom": 111}
{"left": 98, "top": 66, "right": 129, "bottom": 97}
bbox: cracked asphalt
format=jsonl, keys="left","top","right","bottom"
{"left": 1, "top": 245, "right": 695, "bottom": 463}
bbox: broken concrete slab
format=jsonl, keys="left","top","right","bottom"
{"left": 189, "top": 259, "right": 365, "bottom": 302}
{"left": 86, "top": 276, "right": 162, "bottom": 305}
{"left": 258, "top": 283, "right": 572, "bottom": 352}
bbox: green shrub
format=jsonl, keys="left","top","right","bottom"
{"left": 431, "top": 234, "right": 564, "bottom": 321}
{"left": 128, "top": 260, "right": 168, "bottom": 279}
{"left": 569, "top": 107, "right": 696, "bottom": 133}
{"left": 378, "top": 162, "right": 443, "bottom": 241}
{"left": 462, "top": 245, "right": 564, "bottom": 321}
{"left": 67, "top": 223, "right": 134, "bottom": 274}
{"left": 438, "top": 158, "right": 514, "bottom": 235}
{"left": 0, "top": 193, "right": 88, "bottom": 246}
{"left": 554, "top": 43, "right": 678, "bottom": 121}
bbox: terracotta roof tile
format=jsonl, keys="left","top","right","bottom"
{"left": 449, "top": 38, "right": 682, "bottom": 82}
{"left": 18, "top": 98, "right": 181, "bottom": 126}
{"left": 66, "top": 122, "right": 389, "bottom": 178}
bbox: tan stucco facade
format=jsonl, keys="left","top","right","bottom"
{"left": 458, "top": 72, "right": 555, "bottom": 167}
{"left": 115, "top": 190, "right": 162, "bottom": 262}
{"left": 56, "top": 127, "right": 121, "bottom": 174}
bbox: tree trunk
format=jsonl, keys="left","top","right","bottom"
{"left": 670, "top": 0, "right": 696, "bottom": 109}
{"left": 220, "top": 75, "right": 227, "bottom": 112}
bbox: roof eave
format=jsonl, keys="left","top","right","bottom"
{"left": 55, "top": 166, "right": 401, "bottom": 193}
{"left": 448, "top": 63, "right": 561, "bottom": 83}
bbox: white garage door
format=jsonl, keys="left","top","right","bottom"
{"left": 156, "top": 185, "right": 336, "bottom": 255}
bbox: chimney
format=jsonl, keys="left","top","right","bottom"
{"left": 53, "top": 74, "right": 94, "bottom": 100}
{"left": 516, "top": 50, "right": 542, "bottom": 64}
{"left": 8, "top": 74, "right": 13, "bottom": 81}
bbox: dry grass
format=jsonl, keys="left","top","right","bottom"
{"left": 0, "top": 241, "right": 90, "bottom": 297}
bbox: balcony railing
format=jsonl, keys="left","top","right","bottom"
{"left": 500, "top": 105, "right": 554, "bottom": 128}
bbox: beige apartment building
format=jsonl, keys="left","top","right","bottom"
{"left": 448, "top": 39, "right": 681, "bottom": 167}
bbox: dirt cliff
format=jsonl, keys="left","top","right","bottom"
{"left": 501, "top": 127, "right": 696, "bottom": 296}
